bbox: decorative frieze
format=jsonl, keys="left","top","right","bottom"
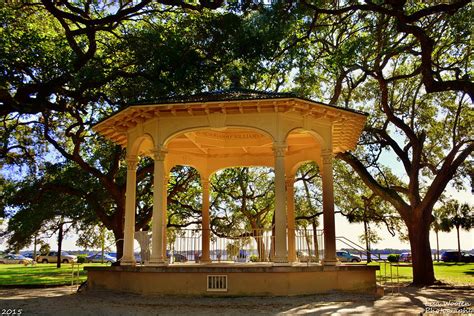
{"left": 196, "top": 131, "right": 265, "bottom": 140}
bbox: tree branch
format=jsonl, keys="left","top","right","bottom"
{"left": 337, "top": 151, "right": 410, "bottom": 220}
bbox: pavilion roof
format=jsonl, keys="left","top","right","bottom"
{"left": 131, "top": 88, "right": 296, "bottom": 105}
{"left": 93, "top": 88, "right": 368, "bottom": 153}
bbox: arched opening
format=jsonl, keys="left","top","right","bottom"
{"left": 210, "top": 167, "right": 275, "bottom": 262}
{"left": 283, "top": 129, "right": 326, "bottom": 263}
{"left": 162, "top": 165, "right": 277, "bottom": 263}
{"left": 285, "top": 128, "right": 324, "bottom": 171}
{"left": 165, "top": 165, "right": 202, "bottom": 263}
{"left": 129, "top": 133, "right": 155, "bottom": 158}
{"left": 133, "top": 155, "right": 154, "bottom": 264}
{"left": 162, "top": 125, "right": 278, "bottom": 261}
{"left": 292, "top": 161, "right": 324, "bottom": 263}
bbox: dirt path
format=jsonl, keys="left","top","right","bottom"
{"left": 0, "top": 285, "right": 472, "bottom": 315}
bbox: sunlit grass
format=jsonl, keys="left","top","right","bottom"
{"left": 370, "top": 261, "right": 474, "bottom": 285}
{"left": 432, "top": 262, "right": 474, "bottom": 285}
{"left": 0, "top": 263, "right": 107, "bottom": 286}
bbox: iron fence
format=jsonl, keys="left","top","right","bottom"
{"left": 165, "top": 227, "right": 325, "bottom": 263}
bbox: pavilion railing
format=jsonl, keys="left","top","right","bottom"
{"left": 295, "top": 227, "right": 325, "bottom": 262}
{"left": 164, "top": 227, "right": 324, "bottom": 263}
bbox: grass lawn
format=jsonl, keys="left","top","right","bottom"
{"left": 372, "top": 261, "right": 474, "bottom": 285}
{"left": 0, "top": 263, "right": 107, "bottom": 287}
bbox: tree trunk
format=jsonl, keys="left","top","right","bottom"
{"left": 270, "top": 213, "right": 275, "bottom": 260}
{"left": 100, "top": 225, "right": 105, "bottom": 264}
{"left": 108, "top": 207, "right": 125, "bottom": 265}
{"left": 408, "top": 221, "right": 435, "bottom": 285}
{"left": 456, "top": 225, "right": 461, "bottom": 262}
{"left": 57, "top": 222, "right": 63, "bottom": 269}
{"left": 312, "top": 220, "right": 319, "bottom": 262}
{"left": 33, "top": 234, "right": 37, "bottom": 266}
{"left": 435, "top": 230, "right": 440, "bottom": 262}
{"left": 303, "top": 226, "right": 312, "bottom": 257}
{"left": 252, "top": 229, "right": 266, "bottom": 261}
{"left": 364, "top": 219, "right": 371, "bottom": 263}
{"left": 113, "top": 230, "right": 124, "bottom": 264}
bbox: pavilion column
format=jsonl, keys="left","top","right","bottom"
{"left": 321, "top": 149, "right": 338, "bottom": 265}
{"left": 122, "top": 157, "right": 138, "bottom": 265}
{"left": 162, "top": 175, "right": 169, "bottom": 259}
{"left": 201, "top": 179, "right": 211, "bottom": 263}
{"left": 273, "top": 142, "right": 288, "bottom": 263}
{"left": 286, "top": 177, "right": 297, "bottom": 263}
{"left": 150, "top": 148, "right": 167, "bottom": 265}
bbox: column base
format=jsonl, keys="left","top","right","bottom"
{"left": 272, "top": 256, "right": 289, "bottom": 264}
{"left": 321, "top": 259, "right": 340, "bottom": 266}
{"left": 120, "top": 257, "right": 136, "bottom": 266}
{"left": 148, "top": 256, "right": 167, "bottom": 266}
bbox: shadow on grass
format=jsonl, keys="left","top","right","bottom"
{"left": 434, "top": 262, "right": 473, "bottom": 267}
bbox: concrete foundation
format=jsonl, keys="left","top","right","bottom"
{"left": 85, "top": 263, "right": 379, "bottom": 296}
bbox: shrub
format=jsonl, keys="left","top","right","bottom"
{"left": 77, "top": 254, "right": 87, "bottom": 264}
{"left": 249, "top": 255, "right": 259, "bottom": 262}
{"left": 226, "top": 243, "right": 239, "bottom": 259}
{"left": 387, "top": 254, "right": 400, "bottom": 263}
{"left": 39, "top": 244, "right": 50, "bottom": 255}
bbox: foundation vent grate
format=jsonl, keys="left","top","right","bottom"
{"left": 207, "top": 275, "right": 228, "bottom": 292}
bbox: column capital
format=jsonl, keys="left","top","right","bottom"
{"left": 126, "top": 157, "right": 138, "bottom": 170}
{"left": 321, "top": 149, "right": 334, "bottom": 164}
{"left": 201, "top": 179, "right": 210, "bottom": 190}
{"left": 272, "top": 142, "right": 288, "bottom": 158}
{"left": 151, "top": 147, "right": 167, "bottom": 161}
